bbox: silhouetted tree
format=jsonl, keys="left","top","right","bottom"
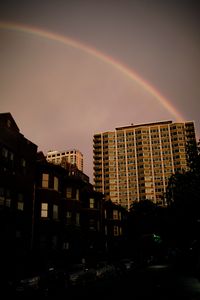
{"left": 128, "top": 200, "right": 157, "bottom": 250}
{"left": 128, "top": 200, "right": 167, "bottom": 263}
{"left": 165, "top": 139, "right": 200, "bottom": 247}
{"left": 166, "top": 139, "right": 200, "bottom": 215}
{"left": 186, "top": 139, "right": 200, "bottom": 174}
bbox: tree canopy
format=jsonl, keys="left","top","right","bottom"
{"left": 166, "top": 139, "right": 200, "bottom": 219}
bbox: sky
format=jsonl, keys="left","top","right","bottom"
{"left": 0, "top": 0, "right": 199, "bottom": 182}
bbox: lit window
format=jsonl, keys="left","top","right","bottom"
{"left": 66, "top": 187, "right": 72, "bottom": 198}
{"left": 18, "top": 202, "right": 24, "bottom": 211}
{"left": 113, "top": 210, "right": 118, "bottom": 219}
{"left": 41, "top": 203, "right": 48, "bottom": 218}
{"left": 42, "top": 174, "right": 49, "bottom": 188}
{"left": 17, "top": 193, "right": 24, "bottom": 210}
{"left": 89, "top": 198, "right": 95, "bottom": 208}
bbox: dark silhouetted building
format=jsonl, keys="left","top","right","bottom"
{"left": 0, "top": 112, "right": 38, "bottom": 279}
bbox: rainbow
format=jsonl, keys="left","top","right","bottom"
{"left": 0, "top": 21, "right": 184, "bottom": 122}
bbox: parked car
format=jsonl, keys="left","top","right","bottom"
{"left": 67, "top": 263, "right": 96, "bottom": 287}
{"left": 39, "top": 266, "right": 67, "bottom": 296}
{"left": 119, "top": 258, "right": 136, "bottom": 273}
{"left": 95, "top": 261, "right": 116, "bottom": 280}
{"left": 14, "top": 274, "right": 40, "bottom": 294}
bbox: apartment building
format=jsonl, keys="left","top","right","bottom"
{"left": 0, "top": 112, "right": 129, "bottom": 277}
{"left": 46, "top": 149, "right": 83, "bottom": 172}
{"left": 93, "top": 120, "right": 196, "bottom": 210}
{"left": 0, "top": 112, "right": 38, "bottom": 273}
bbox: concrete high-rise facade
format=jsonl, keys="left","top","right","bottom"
{"left": 46, "top": 149, "right": 83, "bottom": 172}
{"left": 93, "top": 121, "right": 196, "bottom": 210}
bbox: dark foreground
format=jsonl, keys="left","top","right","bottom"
{"left": 8, "top": 263, "right": 200, "bottom": 300}
{"left": 69, "top": 264, "right": 200, "bottom": 300}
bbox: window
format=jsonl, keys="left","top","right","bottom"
{"left": 52, "top": 236, "right": 57, "bottom": 248}
{"left": 76, "top": 213, "right": 80, "bottom": 225}
{"left": 2, "top": 148, "right": 8, "bottom": 158}
{"left": 17, "top": 202, "right": 24, "bottom": 211}
{"left": 42, "top": 173, "right": 49, "bottom": 188}
{"left": 5, "top": 198, "right": 11, "bottom": 207}
{"left": 63, "top": 242, "right": 69, "bottom": 250}
{"left": 66, "top": 211, "right": 72, "bottom": 224}
{"left": 5, "top": 190, "right": 11, "bottom": 207}
{"left": 21, "top": 158, "right": 26, "bottom": 167}
{"left": 7, "top": 119, "right": 11, "bottom": 128}
{"left": 53, "top": 204, "right": 58, "bottom": 220}
{"left": 105, "top": 225, "right": 108, "bottom": 235}
{"left": 54, "top": 176, "right": 58, "bottom": 191}
{"left": 75, "top": 189, "right": 79, "bottom": 200}
{"left": 0, "top": 187, "right": 5, "bottom": 206}
{"left": 66, "top": 187, "right": 72, "bottom": 198}
{"left": 41, "top": 203, "right": 48, "bottom": 218}
{"left": 89, "top": 219, "right": 96, "bottom": 230}
{"left": 89, "top": 198, "right": 95, "bottom": 208}
{"left": 17, "top": 193, "right": 24, "bottom": 211}
{"left": 114, "top": 226, "right": 119, "bottom": 236}
{"left": 113, "top": 210, "right": 118, "bottom": 219}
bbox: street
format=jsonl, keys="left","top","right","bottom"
{"left": 66, "top": 263, "right": 200, "bottom": 300}
{"left": 9, "top": 262, "right": 200, "bottom": 299}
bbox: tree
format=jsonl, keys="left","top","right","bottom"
{"left": 128, "top": 199, "right": 159, "bottom": 242}
{"left": 186, "top": 139, "right": 200, "bottom": 174}
{"left": 165, "top": 139, "right": 200, "bottom": 247}
{"left": 166, "top": 139, "right": 200, "bottom": 215}
{"left": 130, "top": 199, "right": 157, "bottom": 215}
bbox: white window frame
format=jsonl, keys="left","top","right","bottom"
{"left": 42, "top": 173, "right": 49, "bottom": 188}
{"left": 89, "top": 198, "right": 95, "bottom": 208}
{"left": 41, "top": 203, "right": 48, "bottom": 218}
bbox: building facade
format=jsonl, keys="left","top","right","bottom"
{"left": 0, "top": 112, "right": 38, "bottom": 277}
{"left": 0, "top": 112, "right": 129, "bottom": 280}
{"left": 103, "top": 200, "right": 128, "bottom": 258}
{"left": 46, "top": 149, "right": 83, "bottom": 172}
{"left": 34, "top": 156, "right": 83, "bottom": 265}
{"left": 93, "top": 120, "right": 196, "bottom": 210}
{"left": 34, "top": 154, "right": 128, "bottom": 266}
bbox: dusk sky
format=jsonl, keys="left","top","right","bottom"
{"left": 0, "top": 0, "right": 199, "bottom": 181}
